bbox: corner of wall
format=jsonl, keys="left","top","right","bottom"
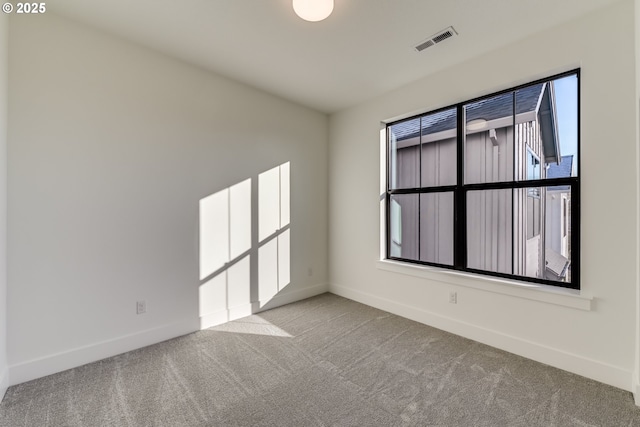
{"left": 0, "top": 367, "right": 7, "bottom": 402}
{"left": 635, "top": 0, "right": 640, "bottom": 409}
{"left": 633, "top": 372, "right": 640, "bottom": 406}
{"left": 0, "top": 9, "right": 8, "bottom": 405}
{"left": 257, "top": 282, "right": 329, "bottom": 312}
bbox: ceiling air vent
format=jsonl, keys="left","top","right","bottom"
{"left": 415, "top": 40, "right": 435, "bottom": 52}
{"left": 414, "top": 26, "right": 457, "bottom": 52}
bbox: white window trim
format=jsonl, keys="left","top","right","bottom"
{"left": 376, "top": 259, "right": 592, "bottom": 311}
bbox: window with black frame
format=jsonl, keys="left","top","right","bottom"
{"left": 386, "top": 70, "right": 579, "bottom": 289}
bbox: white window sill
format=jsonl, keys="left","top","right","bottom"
{"left": 376, "top": 259, "right": 592, "bottom": 311}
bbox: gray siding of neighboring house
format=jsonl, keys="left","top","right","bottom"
{"left": 466, "top": 127, "right": 514, "bottom": 274}
{"left": 467, "top": 188, "right": 513, "bottom": 273}
{"left": 422, "top": 137, "right": 457, "bottom": 186}
{"left": 390, "top": 137, "right": 455, "bottom": 264}
{"left": 465, "top": 127, "right": 514, "bottom": 184}
{"left": 465, "top": 120, "right": 546, "bottom": 278}
{"left": 420, "top": 191, "right": 454, "bottom": 265}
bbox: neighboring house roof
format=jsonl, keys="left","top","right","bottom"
{"left": 547, "top": 155, "right": 573, "bottom": 191}
{"left": 390, "top": 82, "right": 561, "bottom": 163}
{"left": 537, "top": 82, "right": 561, "bottom": 164}
{"left": 391, "top": 84, "right": 545, "bottom": 140}
{"left": 465, "top": 83, "right": 544, "bottom": 129}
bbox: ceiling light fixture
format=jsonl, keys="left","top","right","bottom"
{"left": 293, "top": 0, "right": 334, "bottom": 22}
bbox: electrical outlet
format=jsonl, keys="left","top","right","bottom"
{"left": 449, "top": 291, "right": 457, "bottom": 304}
{"left": 136, "top": 300, "right": 146, "bottom": 315}
{"left": 307, "top": 267, "right": 313, "bottom": 277}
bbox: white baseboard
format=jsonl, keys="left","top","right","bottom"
{"left": 257, "top": 283, "right": 329, "bottom": 312}
{"left": 9, "top": 319, "right": 197, "bottom": 387}
{"left": 633, "top": 372, "right": 640, "bottom": 406}
{"left": 9, "top": 284, "right": 329, "bottom": 388}
{"left": 329, "top": 284, "right": 632, "bottom": 392}
{"left": 0, "top": 366, "right": 8, "bottom": 402}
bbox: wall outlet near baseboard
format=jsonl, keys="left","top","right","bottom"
{"left": 136, "top": 300, "right": 146, "bottom": 315}
{"left": 449, "top": 291, "right": 457, "bottom": 304}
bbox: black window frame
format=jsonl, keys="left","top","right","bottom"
{"left": 385, "top": 69, "right": 580, "bottom": 290}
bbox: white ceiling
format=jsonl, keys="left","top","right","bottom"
{"left": 50, "top": 0, "right": 621, "bottom": 113}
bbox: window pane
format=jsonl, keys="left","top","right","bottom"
{"left": 389, "top": 194, "right": 418, "bottom": 260}
{"left": 421, "top": 108, "right": 457, "bottom": 187}
{"left": 526, "top": 189, "right": 541, "bottom": 239}
{"left": 514, "top": 83, "right": 544, "bottom": 183}
{"left": 464, "top": 93, "right": 514, "bottom": 184}
{"left": 551, "top": 75, "right": 578, "bottom": 177}
{"left": 515, "top": 80, "right": 578, "bottom": 182}
{"left": 389, "top": 118, "right": 420, "bottom": 189}
{"left": 467, "top": 186, "right": 572, "bottom": 284}
{"left": 526, "top": 149, "right": 541, "bottom": 181}
{"left": 420, "top": 192, "right": 453, "bottom": 265}
{"left": 516, "top": 187, "right": 544, "bottom": 279}
{"left": 513, "top": 186, "right": 571, "bottom": 282}
{"left": 542, "top": 186, "right": 573, "bottom": 283}
{"left": 466, "top": 189, "right": 513, "bottom": 274}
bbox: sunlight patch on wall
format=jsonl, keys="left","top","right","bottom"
{"left": 258, "top": 229, "right": 290, "bottom": 303}
{"left": 230, "top": 179, "right": 252, "bottom": 261}
{"left": 198, "top": 178, "right": 252, "bottom": 329}
{"left": 259, "top": 162, "right": 290, "bottom": 241}
{"left": 258, "top": 163, "right": 291, "bottom": 307}
{"left": 259, "top": 167, "right": 280, "bottom": 242}
{"left": 199, "top": 189, "right": 229, "bottom": 280}
{"left": 278, "top": 229, "right": 291, "bottom": 289}
{"left": 199, "top": 254, "right": 251, "bottom": 329}
{"left": 199, "top": 179, "right": 251, "bottom": 280}
{"left": 280, "top": 162, "right": 290, "bottom": 228}
{"left": 199, "top": 268, "right": 226, "bottom": 325}
{"left": 227, "top": 255, "right": 251, "bottom": 309}
{"left": 258, "top": 238, "right": 278, "bottom": 302}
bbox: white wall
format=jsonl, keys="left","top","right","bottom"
{"left": 634, "top": 0, "right": 640, "bottom": 405}
{"left": 329, "top": 0, "right": 638, "bottom": 393}
{"left": 7, "top": 13, "right": 328, "bottom": 385}
{"left": 0, "top": 12, "right": 8, "bottom": 401}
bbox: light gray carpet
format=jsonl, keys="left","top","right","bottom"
{"left": 1, "top": 293, "right": 639, "bottom": 426}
